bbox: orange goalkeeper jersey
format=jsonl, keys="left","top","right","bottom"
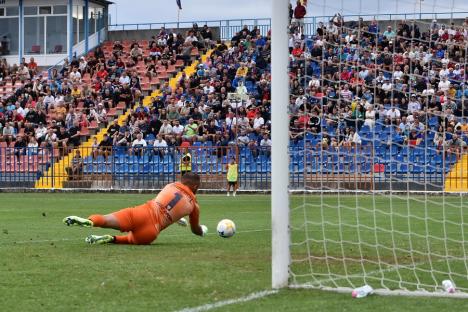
{"left": 152, "top": 182, "right": 199, "bottom": 231}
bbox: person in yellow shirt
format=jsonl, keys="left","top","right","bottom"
{"left": 180, "top": 146, "right": 192, "bottom": 176}
{"left": 236, "top": 63, "right": 248, "bottom": 78}
{"left": 226, "top": 157, "right": 238, "bottom": 197}
{"left": 71, "top": 85, "right": 82, "bottom": 99}
{"left": 460, "top": 119, "right": 468, "bottom": 134}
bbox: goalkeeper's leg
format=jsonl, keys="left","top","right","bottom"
{"left": 64, "top": 202, "right": 159, "bottom": 245}
{"left": 89, "top": 203, "right": 158, "bottom": 245}
{"left": 63, "top": 214, "right": 120, "bottom": 229}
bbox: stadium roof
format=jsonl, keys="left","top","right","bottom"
{"left": 91, "top": 0, "right": 113, "bottom": 6}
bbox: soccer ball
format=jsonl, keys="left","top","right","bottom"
{"left": 216, "top": 219, "right": 236, "bottom": 238}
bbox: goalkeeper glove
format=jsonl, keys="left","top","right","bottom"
{"left": 200, "top": 225, "right": 208, "bottom": 236}
{"left": 177, "top": 218, "right": 188, "bottom": 227}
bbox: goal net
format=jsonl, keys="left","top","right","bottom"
{"left": 272, "top": 0, "right": 468, "bottom": 296}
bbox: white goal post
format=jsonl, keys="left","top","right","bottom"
{"left": 271, "top": 0, "right": 290, "bottom": 289}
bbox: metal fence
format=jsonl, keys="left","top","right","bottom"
{"left": 0, "top": 144, "right": 462, "bottom": 191}
{"left": 108, "top": 11, "right": 468, "bottom": 40}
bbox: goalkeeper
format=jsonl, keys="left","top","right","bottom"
{"left": 63, "top": 173, "right": 207, "bottom": 245}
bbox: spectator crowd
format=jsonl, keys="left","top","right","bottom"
{"left": 0, "top": 1, "right": 468, "bottom": 170}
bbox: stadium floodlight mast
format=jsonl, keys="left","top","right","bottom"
{"left": 271, "top": 0, "right": 290, "bottom": 289}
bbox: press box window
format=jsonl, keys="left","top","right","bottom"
{"left": 39, "top": 6, "right": 52, "bottom": 15}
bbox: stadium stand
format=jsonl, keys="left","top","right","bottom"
{"left": 0, "top": 10, "right": 467, "bottom": 189}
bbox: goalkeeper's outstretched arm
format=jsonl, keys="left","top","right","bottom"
{"left": 189, "top": 204, "right": 207, "bottom": 236}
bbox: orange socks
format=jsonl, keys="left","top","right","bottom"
{"left": 88, "top": 214, "right": 105, "bottom": 227}
{"left": 114, "top": 235, "right": 131, "bottom": 244}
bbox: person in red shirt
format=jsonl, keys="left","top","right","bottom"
{"left": 293, "top": 0, "right": 307, "bottom": 32}
{"left": 96, "top": 65, "right": 108, "bottom": 80}
{"left": 63, "top": 173, "right": 207, "bottom": 245}
{"left": 28, "top": 57, "right": 38, "bottom": 76}
{"left": 291, "top": 43, "right": 304, "bottom": 58}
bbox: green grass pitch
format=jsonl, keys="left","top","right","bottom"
{"left": 1, "top": 193, "right": 468, "bottom": 311}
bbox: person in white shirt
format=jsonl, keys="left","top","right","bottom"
{"left": 237, "top": 131, "right": 250, "bottom": 147}
{"left": 375, "top": 72, "right": 385, "bottom": 84}
{"left": 131, "top": 132, "right": 147, "bottom": 156}
{"left": 386, "top": 107, "right": 400, "bottom": 121}
{"left": 381, "top": 79, "right": 393, "bottom": 92}
{"left": 422, "top": 83, "right": 435, "bottom": 97}
{"left": 345, "top": 30, "right": 355, "bottom": 43}
{"left": 35, "top": 123, "right": 47, "bottom": 141}
{"left": 43, "top": 128, "right": 57, "bottom": 147}
{"left": 185, "top": 31, "right": 198, "bottom": 44}
{"left": 43, "top": 92, "right": 55, "bottom": 110}
{"left": 422, "top": 51, "right": 432, "bottom": 64}
{"left": 438, "top": 24, "right": 447, "bottom": 37}
{"left": 15, "top": 103, "right": 26, "bottom": 118}
{"left": 363, "top": 106, "right": 376, "bottom": 129}
{"left": 27, "top": 137, "right": 39, "bottom": 155}
{"left": 225, "top": 113, "right": 237, "bottom": 129}
{"left": 440, "top": 54, "right": 450, "bottom": 67}
{"left": 93, "top": 103, "right": 107, "bottom": 124}
{"left": 439, "top": 65, "right": 449, "bottom": 78}
{"left": 119, "top": 72, "right": 130, "bottom": 85}
{"left": 453, "top": 64, "right": 462, "bottom": 77}
{"left": 153, "top": 134, "right": 168, "bottom": 157}
{"left": 159, "top": 120, "right": 173, "bottom": 139}
{"left": 176, "top": 96, "right": 186, "bottom": 108}
{"left": 79, "top": 57, "right": 88, "bottom": 73}
{"left": 295, "top": 96, "right": 306, "bottom": 109}
{"left": 406, "top": 112, "right": 418, "bottom": 124}
{"left": 203, "top": 83, "right": 215, "bottom": 94}
{"left": 171, "top": 120, "right": 184, "bottom": 141}
{"left": 392, "top": 67, "right": 403, "bottom": 80}
{"left": 351, "top": 128, "right": 361, "bottom": 145}
{"left": 399, "top": 116, "right": 410, "bottom": 134}
{"left": 407, "top": 95, "right": 421, "bottom": 114}
{"left": 308, "top": 75, "right": 320, "bottom": 88}
{"left": 69, "top": 67, "right": 81, "bottom": 83}
{"left": 236, "top": 80, "right": 247, "bottom": 95}
{"left": 259, "top": 134, "right": 272, "bottom": 157}
{"left": 438, "top": 77, "right": 451, "bottom": 92}
{"left": 253, "top": 112, "right": 265, "bottom": 132}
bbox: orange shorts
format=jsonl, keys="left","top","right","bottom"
{"left": 112, "top": 201, "right": 162, "bottom": 245}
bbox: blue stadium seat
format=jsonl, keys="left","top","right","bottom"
{"left": 361, "top": 163, "right": 371, "bottom": 173}
{"left": 385, "top": 163, "right": 397, "bottom": 174}
{"left": 398, "top": 163, "right": 408, "bottom": 174}
{"left": 145, "top": 133, "right": 155, "bottom": 141}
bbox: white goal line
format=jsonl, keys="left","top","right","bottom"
{"left": 175, "top": 290, "right": 278, "bottom": 312}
